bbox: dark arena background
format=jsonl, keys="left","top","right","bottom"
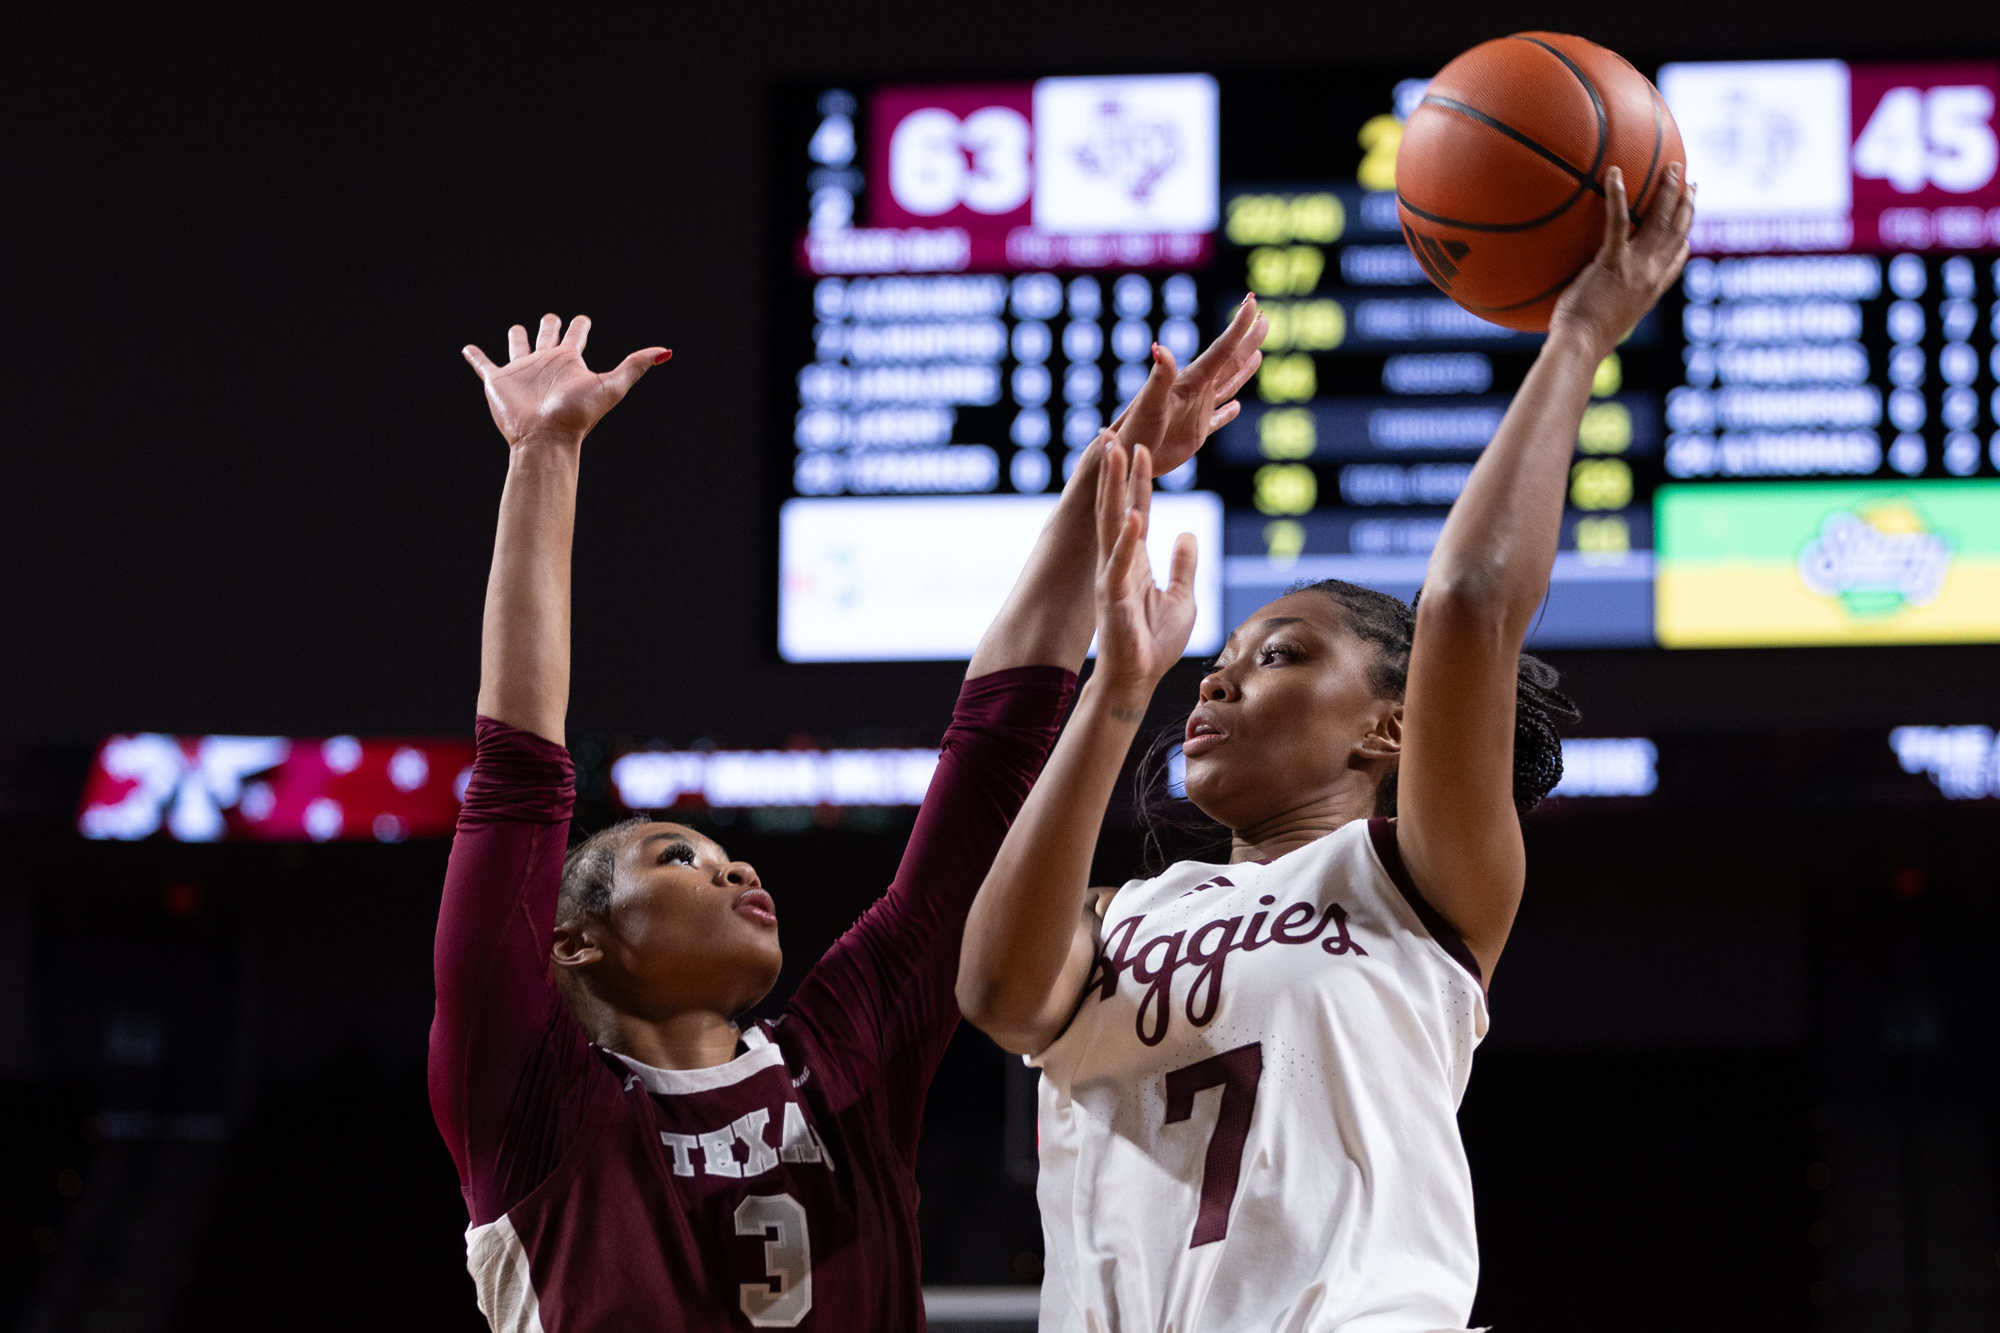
{"left": 5, "top": 5, "right": 2000, "bottom": 1330}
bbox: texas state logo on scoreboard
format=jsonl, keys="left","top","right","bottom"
{"left": 1659, "top": 59, "right": 2000, "bottom": 253}
{"left": 801, "top": 74, "right": 1219, "bottom": 275}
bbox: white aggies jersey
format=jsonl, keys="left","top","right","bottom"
{"left": 1032, "top": 817, "right": 1490, "bottom": 1333}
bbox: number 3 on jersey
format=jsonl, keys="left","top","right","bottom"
{"left": 1163, "top": 1042, "right": 1264, "bottom": 1247}
{"left": 735, "top": 1194, "right": 812, "bottom": 1327}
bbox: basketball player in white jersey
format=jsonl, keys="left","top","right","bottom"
{"left": 956, "top": 165, "right": 1694, "bottom": 1332}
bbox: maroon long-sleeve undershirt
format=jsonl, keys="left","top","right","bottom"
{"left": 427, "top": 666, "right": 1076, "bottom": 1229}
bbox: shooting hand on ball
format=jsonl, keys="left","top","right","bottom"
{"left": 1549, "top": 165, "right": 1695, "bottom": 361}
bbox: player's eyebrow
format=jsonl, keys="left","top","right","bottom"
{"left": 641, "top": 828, "right": 730, "bottom": 863}
{"left": 1216, "top": 614, "right": 1310, "bottom": 658}
{"left": 1227, "top": 616, "right": 1305, "bottom": 645}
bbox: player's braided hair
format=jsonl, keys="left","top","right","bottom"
{"left": 1294, "top": 580, "right": 1579, "bottom": 817}
{"left": 1134, "top": 579, "right": 1578, "bottom": 872}
{"left": 558, "top": 815, "right": 649, "bottom": 924}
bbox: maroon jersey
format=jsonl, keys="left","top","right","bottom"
{"left": 429, "top": 666, "right": 1074, "bottom": 1331}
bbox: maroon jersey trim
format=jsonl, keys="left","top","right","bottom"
{"left": 1365, "top": 817, "right": 1485, "bottom": 989}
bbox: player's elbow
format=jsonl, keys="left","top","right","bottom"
{"left": 955, "top": 973, "right": 1047, "bottom": 1056}
{"left": 1415, "top": 567, "right": 1538, "bottom": 640}
{"left": 953, "top": 969, "right": 1008, "bottom": 1034}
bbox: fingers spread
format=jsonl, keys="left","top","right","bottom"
{"left": 1106, "top": 509, "right": 1147, "bottom": 592}
{"left": 1129, "top": 443, "right": 1156, "bottom": 536}
{"left": 1166, "top": 532, "right": 1199, "bottom": 600}
{"left": 1222, "top": 293, "right": 1259, "bottom": 340}
{"left": 1115, "top": 352, "right": 1176, "bottom": 440}
{"left": 1671, "top": 173, "right": 1697, "bottom": 242}
{"left": 1096, "top": 441, "right": 1131, "bottom": 557}
{"left": 1207, "top": 399, "right": 1242, "bottom": 433}
{"left": 463, "top": 344, "right": 498, "bottom": 378}
{"left": 563, "top": 314, "right": 592, "bottom": 352}
{"left": 535, "top": 313, "right": 561, "bottom": 351}
{"left": 1637, "top": 164, "right": 1682, "bottom": 253}
{"left": 507, "top": 324, "right": 531, "bottom": 362}
{"left": 1193, "top": 295, "right": 1258, "bottom": 374}
{"left": 1214, "top": 345, "right": 1263, "bottom": 403}
{"left": 1599, "top": 166, "right": 1629, "bottom": 262}
{"left": 604, "top": 347, "right": 670, "bottom": 395}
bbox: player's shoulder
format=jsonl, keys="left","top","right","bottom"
{"left": 758, "top": 1014, "right": 872, "bottom": 1109}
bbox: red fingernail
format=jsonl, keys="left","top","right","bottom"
{"left": 655, "top": 350, "right": 673, "bottom": 364}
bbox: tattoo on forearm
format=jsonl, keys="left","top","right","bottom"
{"left": 1108, "top": 705, "right": 1148, "bottom": 725}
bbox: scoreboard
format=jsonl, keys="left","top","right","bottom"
{"left": 768, "top": 59, "right": 2000, "bottom": 662}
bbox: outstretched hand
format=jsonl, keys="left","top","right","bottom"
{"left": 463, "top": 314, "right": 670, "bottom": 447}
{"left": 1108, "top": 295, "right": 1268, "bottom": 476}
{"left": 1550, "top": 164, "right": 1695, "bottom": 359}
{"left": 1092, "top": 441, "right": 1198, "bottom": 693}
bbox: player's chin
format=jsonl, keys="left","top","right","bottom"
{"left": 1180, "top": 758, "right": 1262, "bottom": 832}
{"left": 725, "top": 913, "right": 785, "bottom": 974}
{"left": 1180, "top": 750, "right": 1237, "bottom": 808}
{"left": 738, "top": 937, "right": 784, "bottom": 1004}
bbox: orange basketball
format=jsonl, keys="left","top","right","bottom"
{"left": 1394, "top": 33, "right": 1684, "bottom": 332}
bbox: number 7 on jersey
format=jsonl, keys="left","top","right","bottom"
{"left": 1163, "top": 1041, "right": 1264, "bottom": 1247}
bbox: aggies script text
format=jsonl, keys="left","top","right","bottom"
{"left": 1087, "top": 873, "right": 1368, "bottom": 1047}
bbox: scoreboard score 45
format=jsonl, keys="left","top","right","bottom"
{"left": 768, "top": 57, "right": 2000, "bottom": 661}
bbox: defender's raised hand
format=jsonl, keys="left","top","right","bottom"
{"left": 1549, "top": 165, "right": 1695, "bottom": 360}
{"left": 1092, "top": 442, "right": 1198, "bottom": 693}
{"left": 1108, "top": 295, "right": 1269, "bottom": 475}
{"left": 463, "top": 314, "right": 671, "bottom": 447}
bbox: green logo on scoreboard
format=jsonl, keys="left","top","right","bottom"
{"left": 1655, "top": 480, "right": 2000, "bottom": 647}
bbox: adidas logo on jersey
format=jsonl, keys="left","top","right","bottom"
{"left": 1088, "top": 892, "right": 1368, "bottom": 1046}
{"left": 658, "top": 1101, "right": 836, "bottom": 1179}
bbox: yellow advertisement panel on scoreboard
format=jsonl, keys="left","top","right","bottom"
{"left": 1655, "top": 480, "right": 2000, "bottom": 647}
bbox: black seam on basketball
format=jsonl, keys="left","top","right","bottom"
{"left": 1467, "top": 265, "right": 1587, "bottom": 314}
{"left": 1632, "top": 88, "right": 1664, "bottom": 224}
{"left": 1420, "top": 94, "right": 1599, "bottom": 192}
{"left": 1397, "top": 181, "right": 1593, "bottom": 234}
{"left": 1510, "top": 35, "right": 1609, "bottom": 183}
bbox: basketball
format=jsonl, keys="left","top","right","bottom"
{"left": 1395, "top": 33, "right": 1685, "bottom": 332}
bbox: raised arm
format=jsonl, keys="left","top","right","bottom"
{"left": 951, "top": 302, "right": 1265, "bottom": 1054}
{"left": 464, "top": 314, "right": 669, "bottom": 743}
{"left": 784, "top": 308, "right": 1264, "bottom": 1127}
{"left": 431, "top": 314, "right": 667, "bottom": 1220}
{"left": 957, "top": 443, "right": 1197, "bottom": 1054}
{"left": 1397, "top": 168, "right": 1694, "bottom": 976}
{"left": 967, "top": 294, "right": 1265, "bottom": 678}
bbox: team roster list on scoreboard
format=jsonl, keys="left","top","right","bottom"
{"left": 768, "top": 61, "right": 2000, "bottom": 662}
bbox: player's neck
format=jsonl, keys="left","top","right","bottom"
{"left": 602, "top": 1009, "right": 746, "bottom": 1071}
{"left": 1225, "top": 786, "right": 1374, "bottom": 864}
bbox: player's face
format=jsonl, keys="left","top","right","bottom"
{"left": 596, "top": 823, "right": 784, "bottom": 1019}
{"left": 1181, "top": 592, "right": 1401, "bottom": 831}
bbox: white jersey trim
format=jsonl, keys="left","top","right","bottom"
{"left": 466, "top": 1214, "right": 545, "bottom": 1333}
{"left": 605, "top": 1025, "right": 783, "bottom": 1096}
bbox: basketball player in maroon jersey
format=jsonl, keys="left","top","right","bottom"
{"left": 430, "top": 303, "right": 1265, "bottom": 1330}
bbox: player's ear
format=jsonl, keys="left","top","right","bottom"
{"left": 1354, "top": 703, "right": 1403, "bottom": 762}
{"left": 551, "top": 920, "right": 605, "bottom": 971}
